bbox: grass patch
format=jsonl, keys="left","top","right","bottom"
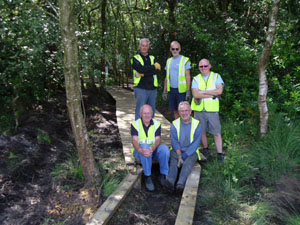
{"left": 51, "top": 153, "right": 84, "bottom": 189}
{"left": 250, "top": 114, "right": 300, "bottom": 185}
{"left": 249, "top": 202, "right": 274, "bottom": 225}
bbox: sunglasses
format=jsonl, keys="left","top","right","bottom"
{"left": 171, "top": 48, "right": 179, "bottom": 51}
{"left": 199, "top": 65, "right": 209, "bottom": 68}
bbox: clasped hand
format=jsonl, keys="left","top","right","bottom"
{"left": 141, "top": 147, "right": 154, "bottom": 157}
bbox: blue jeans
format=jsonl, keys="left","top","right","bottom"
{"left": 133, "top": 144, "right": 170, "bottom": 176}
{"left": 134, "top": 88, "right": 157, "bottom": 120}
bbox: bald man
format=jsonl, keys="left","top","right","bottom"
{"left": 163, "top": 41, "right": 191, "bottom": 119}
{"left": 131, "top": 104, "right": 170, "bottom": 191}
{"left": 191, "top": 59, "right": 225, "bottom": 162}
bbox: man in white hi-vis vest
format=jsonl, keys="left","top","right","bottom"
{"left": 163, "top": 101, "right": 201, "bottom": 193}
{"left": 131, "top": 38, "right": 161, "bottom": 120}
{"left": 131, "top": 104, "right": 170, "bottom": 191}
{"left": 191, "top": 58, "right": 225, "bottom": 162}
{"left": 163, "top": 41, "right": 191, "bottom": 120}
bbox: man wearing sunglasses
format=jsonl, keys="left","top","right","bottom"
{"left": 131, "top": 38, "right": 161, "bottom": 120}
{"left": 191, "top": 59, "right": 225, "bottom": 162}
{"left": 163, "top": 41, "right": 191, "bottom": 119}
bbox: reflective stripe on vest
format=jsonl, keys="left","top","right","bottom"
{"left": 172, "top": 117, "right": 201, "bottom": 160}
{"left": 131, "top": 54, "right": 158, "bottom": 87}
{"left": 166, "top": 56, "right": 189, "bottom": 93}
{"left": 132, "top": 118, "right": 160, "bottom": 146}
{"left": 191, "top": 72, "right": 219, "bottom": 112}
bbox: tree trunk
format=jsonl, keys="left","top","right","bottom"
{"left": 258, "top": 0, "right": 280, "bottom": 137}
{"left": 100, "top": 0, "right": 107, "bottom": 88}
{"left": 59, "top": 0, "right": 100, "bottom": 186}
{"left": 166, "top": 0, "right": 177, "bottom": 41}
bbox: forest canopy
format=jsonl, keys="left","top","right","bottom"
{"left": 1, "top": 0, "right": 299, "bottom": 132}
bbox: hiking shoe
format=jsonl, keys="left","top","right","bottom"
{"left": 176, "top": 184, "right": 184, "bottom": 194}
{"left": 163, "top": 178, "right": 174, "bottom": 192}
{"left": 159, "top": 174, "right": 166, "bottom": 186}
{"left": 202, "top": 148, "right": 211, "bottom": 159}
{"left": 145, "top": 176, "right": 155, "bottom": 191}
{"left": 217, "top": 153, "right": 225, "bottom": 163}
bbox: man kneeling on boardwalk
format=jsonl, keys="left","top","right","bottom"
{"left": 163, "top": 101, "right": 202, "bottom": 193}
{"left": 131, "top": 104, "right": 170, "bottom": 191}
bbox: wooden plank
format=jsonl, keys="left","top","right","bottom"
{"left": 87, "top": 172, "right": 141, "bottom": 225}
{"left": 175, "top": 163, "right": 201, "bottom": 225}
{"left": 107, "top": 87, "right": 136, "bottom": 165}
{"left": 107, "top": 86, "right": 171, "bottom": 165}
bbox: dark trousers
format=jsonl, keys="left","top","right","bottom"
{"left": 166, "top": 150, "right": 198, "bottom": 186}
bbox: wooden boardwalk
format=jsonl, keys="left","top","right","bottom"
{"left": 107, "top": 86, "right": 171, "bottom": 165}
{"left": 88, "top": 86, "right": 201, "bottom": 225}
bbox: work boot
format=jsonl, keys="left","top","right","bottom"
{"left": 176, "top": 184, "right": 184, "bottom": 194}
{"left": 202, "top": 148, "right": 210, "bottom": 159}
{"left": 145, "top": 176, "right": 155, "bottom": 191}
{"left": 163, "top": 178, "right": 174, "bottom": 192}
{"left": 217, "top": 153, "right": 225, "bottom": 163}
{"left": 159, "top": 174, "right": 166, "bottom": 186}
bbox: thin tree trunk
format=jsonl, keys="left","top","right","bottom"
{"left": 166, "top": 0, "right": 177, "bottom": 41}
{"left": 258, "top": 0, "right": 280, "bottom": 137}
{"left": 59, "top": 0, "right": 100, "bottom": 186}
{"left": 100, "top": 0, "right": 107, "bottom": 88}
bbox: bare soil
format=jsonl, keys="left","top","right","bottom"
{"left": 0, "top": 88, "right": 122, "bottom": 224}
{"left": 0, "top": 88, "right": 180, "bottom": 225}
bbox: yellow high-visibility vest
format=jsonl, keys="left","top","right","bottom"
{"left": 172, "top": 117, "right": 201, "bottom": 160}
{"left": 191, "top": 72, "right": 219, "bottom": 112}
{"left": 131, "top": 118, "right": 160, "bottom": 153}
{"left": 166, "top": 56, "right": 190, "bottom": 93}
{"left": 131, "top": 54, "right": 158, "bottom": 87}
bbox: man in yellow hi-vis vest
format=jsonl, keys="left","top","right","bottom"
{"left": 131, "top": 104, "right": 170, "bottom": 191}
{"left": 163, "top": 41, "right": 191, "bottom": 120}
{"left": 191, "top": 59, "right": 225, "bottom": 162}
{"left": 131, "top": 38, "right": 161, "bottom": 120}
{"left": 163, "top": 101, "right": 201, "bottom": 193}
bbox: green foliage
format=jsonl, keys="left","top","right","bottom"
{"left": 250, "top": 114, "right": 300, "bottom": 185}
{"left": 103, "top": 177, "right": 119, "bottom": 197}
{"left": 96, "top": 162, "right": 121, "bottom": 197}
{"left": 198, "top": 178, "right": 242, "bottom": 223}
{"left": 223, "top": 145, "right": 253, "bottom": 185}
{"left": 0, "top": 111, "right": 15, "bottom": 134}
{"left": 8, "top": 152, "right": 24, "bottom": 170}
{"left": 37, "top": 131, "right": 51, "bottom": 144}
{"left": 51, "top": 153, "right": 85, "bottom": 188}
{"left": 210, "top": 120, "right": 255, "bottom": 185}
{"left": 0, "top": 0, "right": 63, "bottom": 128}
{"left": 249, "top": 202, "right": 274, "bottom": 225}
{"left": 285, "top": 213, "right": 300, "bottom": 225}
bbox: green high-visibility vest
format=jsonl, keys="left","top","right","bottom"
{"left": 166, "top": 56, "right": 190, "bottom": 93}
{"left": 191, "top": 72, "right": 220, "bottom": 112}
{"left": 131, "top": 118, "right": 160, "bottom": 153}
{"left": 172, "top": 117, "right": 201, "bottom": 160}
{"left": 131, "top": 54, "right": 158, "bottom": 87}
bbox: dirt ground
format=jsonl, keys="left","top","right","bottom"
{"left": 0, "top": 88, "right": 180, "bottom": 225}
{"left": 0, "top": 88, "right": 122, "bottom": 224}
